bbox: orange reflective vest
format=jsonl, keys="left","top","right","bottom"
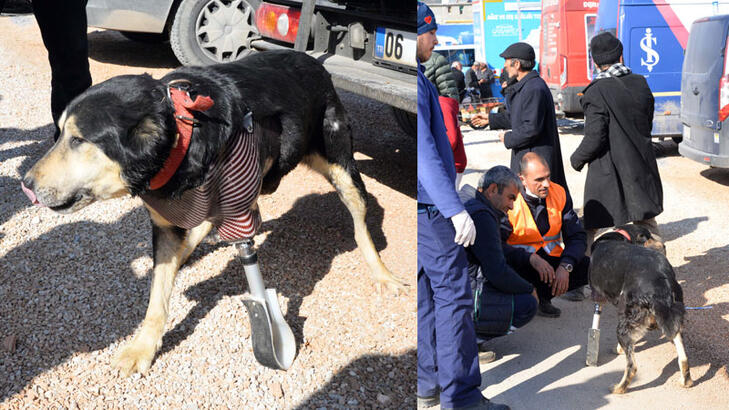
{"left": 507, "top": 182, "right": 567, "bottom": 257}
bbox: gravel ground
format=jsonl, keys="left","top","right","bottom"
{"left": 0, "top": 15, "right": 416, "bottom": 409}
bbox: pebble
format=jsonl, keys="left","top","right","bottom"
{"left": 269, "top": 381, "right": 283, "bottom": 398}
{"left": 3, "top": 334, "right": 18, "bottom": 352}
{"left": 377, "top": 393, "right": 391, "bottom": 404}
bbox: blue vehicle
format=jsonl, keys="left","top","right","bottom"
{"left": 594, "top": 0, "right": 729, "bottom": 139}
{"left": 679, "top": 14, "right": 729, "bottom": 167}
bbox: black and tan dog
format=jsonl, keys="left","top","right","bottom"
{"left": 22, "top": 50, "right": 402, "bottom": 375}
{"left": 590, "top": 224, "right": 692, "bottom": 394}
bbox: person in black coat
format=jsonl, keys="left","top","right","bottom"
{"left": 476, "top": 62, "right": 494, "bottom": 99}
{"left": 459, "top": 166, "right": 537, "bottom": 340}
{"left": 451, "top": 61, "right": 466, "bottom": 102}
{"left": 471, "top": 42, "right": 568, "bottom": 194}
{"left": 570, "top": 32, "right": 663, "bottom": 250}
{"left": 465, "top": 62, "right": 480, "bottom": 90}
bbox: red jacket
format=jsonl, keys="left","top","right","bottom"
{"left": 438, "top": 96, "right": 467, "bottom": 173}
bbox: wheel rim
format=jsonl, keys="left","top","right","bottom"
{"left": 195, "top": 0, "right": 257, "bottom": 63}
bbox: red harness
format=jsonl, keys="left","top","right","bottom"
{"left": 149, "top": 83, "right": 214, "bottom": 190}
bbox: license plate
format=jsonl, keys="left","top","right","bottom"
{"left": 683, "top": 126, "right": 691, "bottom": 141}
{"left": 374, "top": 27, "right": 416, "bottom": 68}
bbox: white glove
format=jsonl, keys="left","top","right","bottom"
{"left": 450, "top": 209, "right": 476, "bottom": 247}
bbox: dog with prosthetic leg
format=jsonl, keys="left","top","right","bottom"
{"left": 21, "top": 50, "right": 403, "bottom": 375}
{"left": 587, "top": 224, "right": 692, "bottom": 394}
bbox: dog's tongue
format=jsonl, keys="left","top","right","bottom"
{"left": 21, "top": 182, "right": 44, "bottom": 207}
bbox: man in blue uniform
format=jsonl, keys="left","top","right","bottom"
{"left": 417, "top": 3, "right": 509, "bottom": 409}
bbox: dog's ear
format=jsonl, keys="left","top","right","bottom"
{"left": 634, "top": 226, "right": 653, "bottom": 244}
{"left": 131, "top": 116, "right": 164, "bottom": 141}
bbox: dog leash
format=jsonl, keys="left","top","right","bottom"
{"left": 685, "top": 306, "right": 713, "bottom": 310}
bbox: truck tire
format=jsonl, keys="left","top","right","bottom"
{"left": 170, "top": 0, "right": 259, "bottom": 66}
{"left": 119, "top": 31, "right": 168, "bottom": 44}
{"left": 392, "top": 107, "right": 416, "bottom": 139}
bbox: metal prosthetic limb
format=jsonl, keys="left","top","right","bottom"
{"left": 235, "top": 239, "right": 296, "bottom": 370}
{"left": 586, "top": 303, "right": 602, "bottom": 366}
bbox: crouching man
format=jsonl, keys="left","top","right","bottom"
{"left": 503, "top": 152, "right": 589, "bottom": 318}
{"left": 460, "top": 166, "right": 538, "bottom": 353}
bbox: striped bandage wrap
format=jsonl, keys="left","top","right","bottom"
{"left": 141, "top": 131, "right": 261, "bottom": 241}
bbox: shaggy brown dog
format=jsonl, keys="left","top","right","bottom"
{"left": 590, "top": 224, "right": 692, "bottom": 394}
{"left": 22, "top": 50, "right": 402, "bottom": 375}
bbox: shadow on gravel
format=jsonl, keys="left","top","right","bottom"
{"left": 0, "top": 190, "right": 391, "bottom": 400}
{"left": 349, "top": 108, "right": 416, "bottom": 199}
{"left": 676, "top": 244, "right": 729, "bottom": 382}
{"left": 482, "top": 333, "right": 620, "bottom": 409}
{"left": 0, "top": 208, "right": 152, "bottom": 400}
{"left": 699, "top": 167, "right": 729, "bottom": 187}
{"left": 659, "top": 216, "right": 709, "bottom": 243}
{"left": 0, "top": 124, "right": 55, "bottom": 236}
{"left": 293, "top": 349, "right": 416, "bottom": 408}
{"left": 157, "top": 192, "right": 389, "bottom": 359}
{"left": 87, "top": 30, "right": 179, "bottom": 69}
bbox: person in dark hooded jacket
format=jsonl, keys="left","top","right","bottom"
{"left": 570, "top": 32, "right": 663, "bottom": 250}
{"left": 459, "top": 166, "right": 537, "bottom": 340}
{"left": 471, "top": 42, "right": 568, "bottom": 195}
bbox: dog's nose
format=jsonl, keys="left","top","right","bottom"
{"left": 20, "top": 178, "right": 40, "bottom": 206}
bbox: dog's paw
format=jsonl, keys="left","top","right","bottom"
{"left": 611, "top": 384, "right": 628, "bottom": 394}
{"left": 681, "top": 377, "right": 694, "bottom": 388}
{"left": 112, "top": 342, "right": 156, "bottom": 376}
{"left": 376, "top": 276, "right": 407, "bottom": 296}
{"left": 374, "top": 269, "right": 408, "bottom": 296}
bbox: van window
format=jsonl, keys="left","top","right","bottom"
{"left": 684, "top": 20, "right": 727, "bottom": 74}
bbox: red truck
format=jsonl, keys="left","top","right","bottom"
{"left": 539, "top": 0, "right": 599, "bottom": 114}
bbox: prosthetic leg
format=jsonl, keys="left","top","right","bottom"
{"left": 586, "top": 303, "right": 602, "bottom": 366}
{"left": 235, "top": 239, "right": 296, "bottom": 370}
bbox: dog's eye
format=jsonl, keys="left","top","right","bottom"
{"left": 70, "top": 136, "right": 84, "bottom": 147}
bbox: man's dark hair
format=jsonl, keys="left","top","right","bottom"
{"left": 519, "top": 152, "right": 549, "bottom": 175}
{"left": 478, "top": 165, "right": 521, "bottom": 194}
{"left": 510, "top": 58, "right": 535, "bottom": 72}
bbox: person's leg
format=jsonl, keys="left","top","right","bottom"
{"left": 417, "top": 266, "right": 439, "bottom": 401}
{"left": 511, "top": 258, "right": 551, "bottom": 302}
{"left": 418, "top": 209, "right": 482, "bottom": 408}
{"left": 633, "top": 217, "right": 662, "bottom": 241}
{"left": 585, "top": 228, "right": 599, "bottom": 257}
{"left": 512, "top": 257, "right": 558, "bottom": 317}
{"left": 32, "top": 0, "right": 92, "bottom": 140}
{"left": 511, "top": 293, "right": 538, "bottom": 328}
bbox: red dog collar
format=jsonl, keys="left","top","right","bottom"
{"left": 613, "top": 228, "right": 632, "bottom": 241}
{"left": 149, "top": 83, "right": 214, "bottom": 190}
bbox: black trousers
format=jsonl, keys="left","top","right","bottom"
{"left": 32, "top": 0, "right": 92, "bottom": 139}
{"left": 513, "top": 253, "right": 590, "bottom": 303}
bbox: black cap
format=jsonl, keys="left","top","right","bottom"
{"left": 590, "top": 31, "right": 623, "bottom": 66}
{"left": 499, "top": 42, "right": 535, "bottom": 61}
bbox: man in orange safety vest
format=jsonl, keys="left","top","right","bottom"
{"left": 502, "top": 152, "right": 590, "bottom": 318}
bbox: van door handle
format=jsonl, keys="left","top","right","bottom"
{"left": 692, "top": 86, "right": 700, "bottom": 95}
